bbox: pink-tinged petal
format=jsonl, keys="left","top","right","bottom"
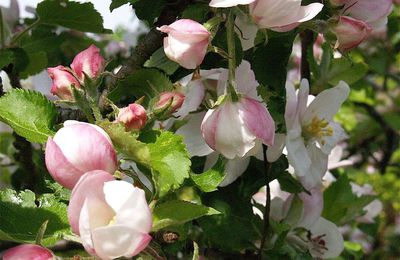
{"left": 45, "top": 137, "right": 85, "bottom": 189}
{"left": 47, "top": 65, "right": 80, "bottom": 100}
{"left": 52, "top": 122, "right": 118, "bottom": 176}
{"left": 116, "top": 103, "right": 147, "bottom": 131}
{"left": 343, "top": 0, "right": 393, "bottom": 28}
{"left": 201, "top": 108, "right": 221, "bottom": 151}
{"left": 332, "top": 16, "right": 372, "bottom": 51}
{"left": 297, "top": 188, "right": 323, "bottom": 229}
{"left": 209, "top": 0, "right": 256, "bottom": 7}
{"left": 241, "top": 97, "right": 275, "bottom": 146}
{"left": 103, "top": 181, "right": 153, "bottom": 233}
{"left": 3, "top": 244, "right": 54, "bottom": 260}
{"left": 302, "top": 81, "right": 350, "bottom": 125}
{"left": 176, "top": 112, "right": 214, "bottom": 157}
{"left": 235, "top": 60, "right": 259, "bottom": 98}
{"left": 70, "top": 44, "right": 105, "bottom": 81}
{"left": 68, "top": 170, "right": 114, "bottom": 235}
{"left": 91, "top": 225, "right": 151, "bottom": 259}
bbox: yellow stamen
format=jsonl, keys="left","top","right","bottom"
{"left": 108, "top": 215, "right": 117, "bottom": 226}
{"left": 303, "top": 116, "right": 333, "bottom": 143}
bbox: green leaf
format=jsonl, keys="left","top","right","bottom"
{"left": 144, "top": 47, "right": 179, "bottom": 75}
{"left": 110, "top": 0, "right": 130, "bottom": 11}
{"left": 0, "top": 189, "right": 70, "bottom": 246}
{"left": 99, "top": 121, "right": 150, "bottom": 166}
{"left": 20, "top": 51, "right": 48, "bottom": 78}
{"left": 322, "top": 175, "right": 375, "bottom": 224}
{"left": 143, "top": 131, "right": 191, "bottom": 197}
{"left": 326, "top": 58, "right": 368, "bottom": 86}
{"left": 191, "top": 156, "right": 225, "bottom": 193}
{"left": 182, "top": 3, "right": 210, "bottom": 23}
{"left": 131, "top": 0, "right": 165, "bottom": 26}
{"left": 277, "top": 171, "right": 309, "bottom": 194}
{"left": 108, "top": 69, "right": 173, "bottom": 104}
{"left": 152, "top": 200, "right": 219, "bottom": 231}
{"left": 37, "top": 0, "right": 110, "bottom": 33}
{"left": 0, "top": 49, "right": 14, "bottom": 69}
{"left": 0, "top": 89, "right": 57, "bottom": 143}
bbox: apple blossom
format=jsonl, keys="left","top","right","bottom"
{"left": 157, "top": 19, "right": 210, "bottom": 69}
{"left": 154, "top": 91, "right": 185, "bottom": 118}
{"left": 332, "top": 16, "right": 371, "bottom": 51}
{"left": 115, "top": 103, "right": 147, "bottom": 131}
{"left": 249, "top": 0, "right": 323, "bottom": 32}
{"left": 45, "top": 120, "right": 118, "bottom": 189}
{"left": 70, "top": 44, "right": 105, "bottom": 82}
{"left": 47, "top": 65, "right": 81, "bottom": 100}
{"left": 201, "top": 95, "right": 275, "bottom": 159}
{"left": 209, "top": 0, "right": 255, "bottom": 8}
{"left": 68, "top": 170, "right": 152, "bottom": 260}
{"left": 3, "top": 244, "right": 55, "bottom": 260}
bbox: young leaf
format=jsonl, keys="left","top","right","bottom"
{"left": 143, "top": 130, "right": 191, "bottom": 197}
{"left": 144, "top": 47, "right": 179, "bottom": 75}
{"left": 191, "top": 156, "right": 226, "bottom": 193}
{"left": 37, "top": 0, "right": 110, "bottom": 33}
{"left": 0, "top": 189, "right": 70, "bottom": 246}
{"left": 152, "top": 200, "right": 220, "bottom": 231}
{"left": 0, "top": 89, "right": 57, "bottom": 143}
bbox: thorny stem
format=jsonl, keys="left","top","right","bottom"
{"left": 259, "top": 144, "right": 272, "bottom": 258}
{"left": 226, "top": 9, "right": 239, "bottom": 102}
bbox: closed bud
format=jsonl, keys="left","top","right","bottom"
{"left": 332, "top": 16, "right": 371, "bottom": 51}
{"left": 154, "top": 91, "right": 185, "bottom": 118}
{"left": 70, "top": 44, "right": 105, "bottom": 82}
{"left": 3, "top": 244, "right": 55, "bottom": 260}
{"left": 116, "top": 103, "right": 147, "bottom": 131}
{"left": 47, "top": 65, "right": 80, "bottom": 100}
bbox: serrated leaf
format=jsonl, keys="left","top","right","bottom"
{"left": 20, "top": 51, "right": 48, "bottom": 78}
{"left": 144, "top": 47, "right": 179, "bottom": 75}
{"left": 37, "top": 0, "right": 110, "bottom": 33}
{"left": 108, "top": 69, "right": 173, "bottom": 104}
{"left": 142, "top": 130, "right": 191, "bottom": 197}
{"left": 0, "top": 89, "right": 57, "bottom": 143}
{"left": 99, "top": 121, "right": 150, "bottom": 166}
{"left": 152, "top": 200, "right": 220, "bottom": 231}
{"left": 0, "top": 189, "right": 70, "bottom": 246}
{"left": 131, "top": 0, "right": 165, "bottom": 26}
{"left": 110, "top": 0, "right": 130, "bottom": 11}
{"left": 191, "top": 156, "right": 225, "bottom": 193}
{"left": 182, "top": 3, "right": 210, "bottom": 23}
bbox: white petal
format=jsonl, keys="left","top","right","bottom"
{"left": 235, "top": 60, "right": 259, "bottom": 99}
{"left": 175, "top": 80, "right": 205, "bottom": 118}
{"left": 286, "top": 129, "right": 311, "bottom": 177}
{"left": 266, "top": 133, "right": 286, "bottom": 162}
{"left": 235, "top": 16, "right": 258, "bottom": 51}
{"left": 319, "top": 122, "right": 347, "bottom": 154}
{"left": 219, "top": 156, "right": 250, "bottom": 186}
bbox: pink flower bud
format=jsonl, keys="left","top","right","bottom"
{"left": 3, "top": 244, "right": 54, "bottom": 260}
{"left": 249, "top": 0, "right": 323, "bottom": 32}
{"left": 157, "top": 19, "right": 210, "bottom": 69}
{"left": 45, "top": 120, "right": 118, "bottom": 189}
{"left": 70, "top": 44, "right": 105, "bottom": 82}
{"left": 332, "top": 16, "right": 371, "bottom": 51}
{"left": 201, "top": 96, "right": 275, "bottom": 159}
{"left": 116, "top": 103, "right": 147, "bottom": 130}
{"left": 154, "top": 91, "right": 185, "bottom": 117}
{"left": 68, "top": 171, "right": 152, "bottom": 259}
{"left": 47, "top": 65, "right": 80, "bottom": 100}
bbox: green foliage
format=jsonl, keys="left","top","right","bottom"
{"left": 190, "top": 156, "right": 225, "bottom": 193}
{"left": 0, "top": 89, "right": 57, "bottom": 143}
{"left": 110, "top": 0, "right": 130, "bottom": 11}
{"left": 322, "top": 175, "right": 375, "bottom": 225}
{"left": 0, "top": 189, "right": 70, "bottom": 246}
{"left": 144, "top": 47, "right": 179, "bottom": 75}
{"left": 131, "top": 0, "right": 165, "bottom": 26}
{"left": 108, "top": 69, "right": 173, "bottom": 105}
{"left": 0, "top": 49, "right": 14, "bottom": 68}
{"left": 182, "top": 3, "right": 210, "bottom": 23}
{"left": 37, "top": 0, "right": 110, "bottom": 33}
{"left": 152, "top": 200, "right": 219, "bottom": 231}
{"left": 143, "top": 130, "right": 191, "bottom": 197}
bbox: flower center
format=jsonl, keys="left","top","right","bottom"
{"left": 108, "top": 215, "right": 117, "bottom": 226}
{"left": 308, "top": 232, "right": 328, "bottom": 255}
{"left": 302, "top": 116, "right": 333, "bottom": 144}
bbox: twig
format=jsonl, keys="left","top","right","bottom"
{"left": 258, "top": 144, "right": 272, "bottom": 258}
{"left": 300, "top": 30, "right": 314, "bottom": 81}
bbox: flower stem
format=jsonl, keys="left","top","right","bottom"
{"left": 226, "top": 9, "right": 239, "bottom": 102}
{"left": 259, "top": 144, "right": 272, "bottom": 258}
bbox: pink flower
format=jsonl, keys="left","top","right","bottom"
{"left": 333, "top": 16, "right": 371, "bottom": 51}
{"left": 70, "top": 44, "right": 105, "bottom": 82}
{"left": 68, "top": 171, "right": 152, "bottom": 260}
{"left": 201, "top": 96, "right": 275, "bottom": 159}
{"left": 249, "top": 0, "right": 323, "bottom": 32}
{"left": 45, "top": 120, "right": 118, "bottom": 189}
{"left": 157, "top": 19, "right": 210, "bottom": 69}
{"left": 3, "top": 244, "right": 54, "bottom": 260}
{"left": 154, "top": 91, "right": 185, "bottom": 118}
{"left": 209, "top": 0, "right": 255, "bottom": 7}
{"left": 47, "top": 65, "right": 81, "bottom": 100}
{"left": 116, "top": 103, "right": 147, "bottom": 131}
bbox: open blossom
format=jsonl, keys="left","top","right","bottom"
{"left": 3, "top": 244, "right": 55, "bottom": 260}
{"left": 116, "top": 103, "right": 147, "bottom": 131}
{"left": 70, "top": 44, "right": 105, "bottom": 81}
{"left": 68, "top": 171, "right": 152, "bottom": 260}
{"left": 209, "top": 0, "right": 255, "bottom": 7}
{"left": 158, "top": 19, "right": 210, "bottom": 69}
{"left": 201, "top": 95, "right": 275, "bottom": 159}
{"left": 47, "top": 65, "right": 81, "bottom": 100}
{"left": 45, "top": 120, "right": 118, "bottom": 189}
{"left": 249, "top": 0, "right": 323, "bottom": 32}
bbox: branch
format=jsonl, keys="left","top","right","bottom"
{"left": 300, "top": 30, "right": 314, "bottom": 81}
